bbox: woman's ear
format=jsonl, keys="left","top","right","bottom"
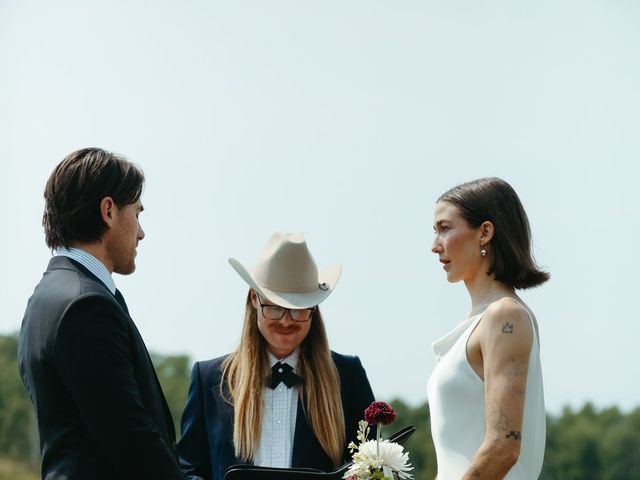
{"left": 249, "top": 289, "right": 258, "bottom": 309}
{"left": 479, "top": 220, "right": 495, "bottom": 244}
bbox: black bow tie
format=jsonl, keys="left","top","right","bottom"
{"left": 269, "top": 362, "right": 302, "bottom": 389}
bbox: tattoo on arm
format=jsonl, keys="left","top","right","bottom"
{"left": 512, "top": 386, "right": 525, "bottom": 397}
{"left": 506, "top": 431, "right": 522, "bottom": 440}
{"left": 502, "top": 322, "right": 514, "bottom": 333}
{"left": 509, "top": 357, "right": 524, "bottom": 377}
{"left": 493, "top": 408, "right": 509, "bottom": 433}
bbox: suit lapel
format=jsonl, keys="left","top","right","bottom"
{"left": 114, "top": 289, "right": 129, "bottom": 314}
{"left": 209, "top": 376, "right": 244, "bottom": 470}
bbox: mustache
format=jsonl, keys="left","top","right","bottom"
{"left": 271, "top": 325, "right": 302, "bottom": 333}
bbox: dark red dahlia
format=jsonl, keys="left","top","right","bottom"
{"left": 364, "top": 401, "right": 397, "bottom": 426}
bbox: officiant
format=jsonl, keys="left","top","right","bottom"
{"left": 178, "top": 232, "right": 375, "bottom": 480}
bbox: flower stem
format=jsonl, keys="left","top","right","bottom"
{"left": 376, "top": 423, "right": 381, "bottom": 456}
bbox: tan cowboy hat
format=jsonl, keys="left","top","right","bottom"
{"left": 228, "top": 232, "right": 342, "bottom": 309}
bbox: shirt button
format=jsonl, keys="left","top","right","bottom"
{"left": 278, "top": 388, "right": 283, "bottom": 392}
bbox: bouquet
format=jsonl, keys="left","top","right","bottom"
{"left": 344, "top": 401, "right": 413, "bottom": 480}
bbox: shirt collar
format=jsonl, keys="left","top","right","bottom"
{"left": 268, "top": 349, "right": 300, "bottom": 372}
{"left": 55, "top": 247, "right": 116, "bottom": 295}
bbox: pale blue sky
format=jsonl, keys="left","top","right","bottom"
{"left": 1, "top": 0, "right": 639, "bottom": 414}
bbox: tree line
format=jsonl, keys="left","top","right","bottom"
{"left": 1, "top": 334, "right": 638, "bottom": 479}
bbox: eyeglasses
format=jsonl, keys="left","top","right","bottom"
{"left": 255, "top": 294, "right": 316, "bottom": 322}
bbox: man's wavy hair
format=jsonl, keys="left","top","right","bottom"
{"left": 43, "top": 148, "right": 144, "bottom": 249}
{"left": 438, "top": 177, "right": 549, "bottom": 289}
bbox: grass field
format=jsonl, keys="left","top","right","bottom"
{"left": 0, "top": 456, "right": 39, "bottom": 480}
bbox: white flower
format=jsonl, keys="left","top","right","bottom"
{"left": 344, "top": 439, "right": 414, "bottom": 480}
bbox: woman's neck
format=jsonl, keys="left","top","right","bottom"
{"left": 464, "top": 275, "right": 516, "bottom": 316}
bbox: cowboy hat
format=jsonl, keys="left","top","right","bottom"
{"left": 228, "top": 232, "right": 341, "bottom": 309}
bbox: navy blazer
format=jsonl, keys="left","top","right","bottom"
{"left": 178, "top": 352, "right": 374, "bottom": 480}
{"left": 18, "top": 256, "right": 184, "bottom": 480}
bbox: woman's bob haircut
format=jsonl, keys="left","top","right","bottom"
{"left": 438, "top": 177, "right": 549, "bottom": 289}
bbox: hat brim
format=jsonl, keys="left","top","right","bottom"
{"left": 228, "top": 258, "right": 342, "bottom": 309}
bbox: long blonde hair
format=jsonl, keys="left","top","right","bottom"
{"left": 221, "top": 291, "right": 345, "bottom": 466}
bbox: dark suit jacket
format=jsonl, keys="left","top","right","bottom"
{"left": 178, "top": 352, "right": 375, "bottom": 480}
{"left": 18, "top": 256, "right": 185, "bottom": 480}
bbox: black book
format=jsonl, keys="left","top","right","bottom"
{"left": 223, "top": 425, "right": 416, "bottom": 480}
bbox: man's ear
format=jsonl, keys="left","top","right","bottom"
{"left": 479, "top": 220, "right": 495, "bottom": 244}
{"left": 100, "top": 197, "right": 116, "bottom": 227}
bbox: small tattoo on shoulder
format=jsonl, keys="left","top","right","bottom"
{"left": 471, "top": 468, "right": 481, "bottom": 477}
{"left": 506, "top": 431, "right": 521, "bottom": 440}
{"left": 502, "top": 322, "right": 514, "bottom": 334}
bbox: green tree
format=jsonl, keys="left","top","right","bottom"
{"left": 151, "top": 353, "right": 192, "bottom": 439}
{"left": 541, "top": 404, "right": 603, "bottom": 479}
{"left": 0, "top": 334, "right": 37, "bottom": 463}
{"left": 599, "top": 407, "right": 640, "bottom": 480}
{"left": 541, "top": 403, "right": 640, "bottom": 480}
{"left": 387, "top": 399, "right": 436, "bottom": 480}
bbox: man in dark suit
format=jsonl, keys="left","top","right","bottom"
{"left": 178, "top": 232, "right": 375, "bottom": 480}
{"left": 18, "top": 148, "right": 185, "bottom": 480}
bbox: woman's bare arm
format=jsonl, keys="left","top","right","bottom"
{"left": 462, "top": 300, "right": 532, "bottom": 479}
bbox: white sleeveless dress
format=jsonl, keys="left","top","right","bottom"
{"left": 426, "top": 307, "right": 545, "bottom": 479}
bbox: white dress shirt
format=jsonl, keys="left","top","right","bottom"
{"left": 254, "top": 349, "right": 300, "bottom": 468}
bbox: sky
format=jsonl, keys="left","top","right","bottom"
{"left": 1, "top": 0, "right": 639, "bottom": 415}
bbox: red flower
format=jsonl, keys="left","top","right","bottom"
{"left": 364, "top": 401, "right": 397, "bottom": 426}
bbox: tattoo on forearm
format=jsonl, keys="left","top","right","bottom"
{"left": 493, "top": 408, "right": 509, "bottom": 433}
{"left": 502, "top": 322, "right": 514, "bottom": 333}
{"left": 506, "top": 431, "right": 522, "bottom": 440}
{"left": 509, "top": 357, "right": 524, "bottom": 377}
{"left": 512, "top": 386, "right": 525, "bottom": 397}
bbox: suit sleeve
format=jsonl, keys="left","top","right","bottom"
{"left": 177, "top": 362, "right": 211, "bottom": 480}
{"left": 342, "top": 356, "right": 375, "bottom": 452}
{"left": 54, "top": 296, "right": 185, "bottom": 480}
